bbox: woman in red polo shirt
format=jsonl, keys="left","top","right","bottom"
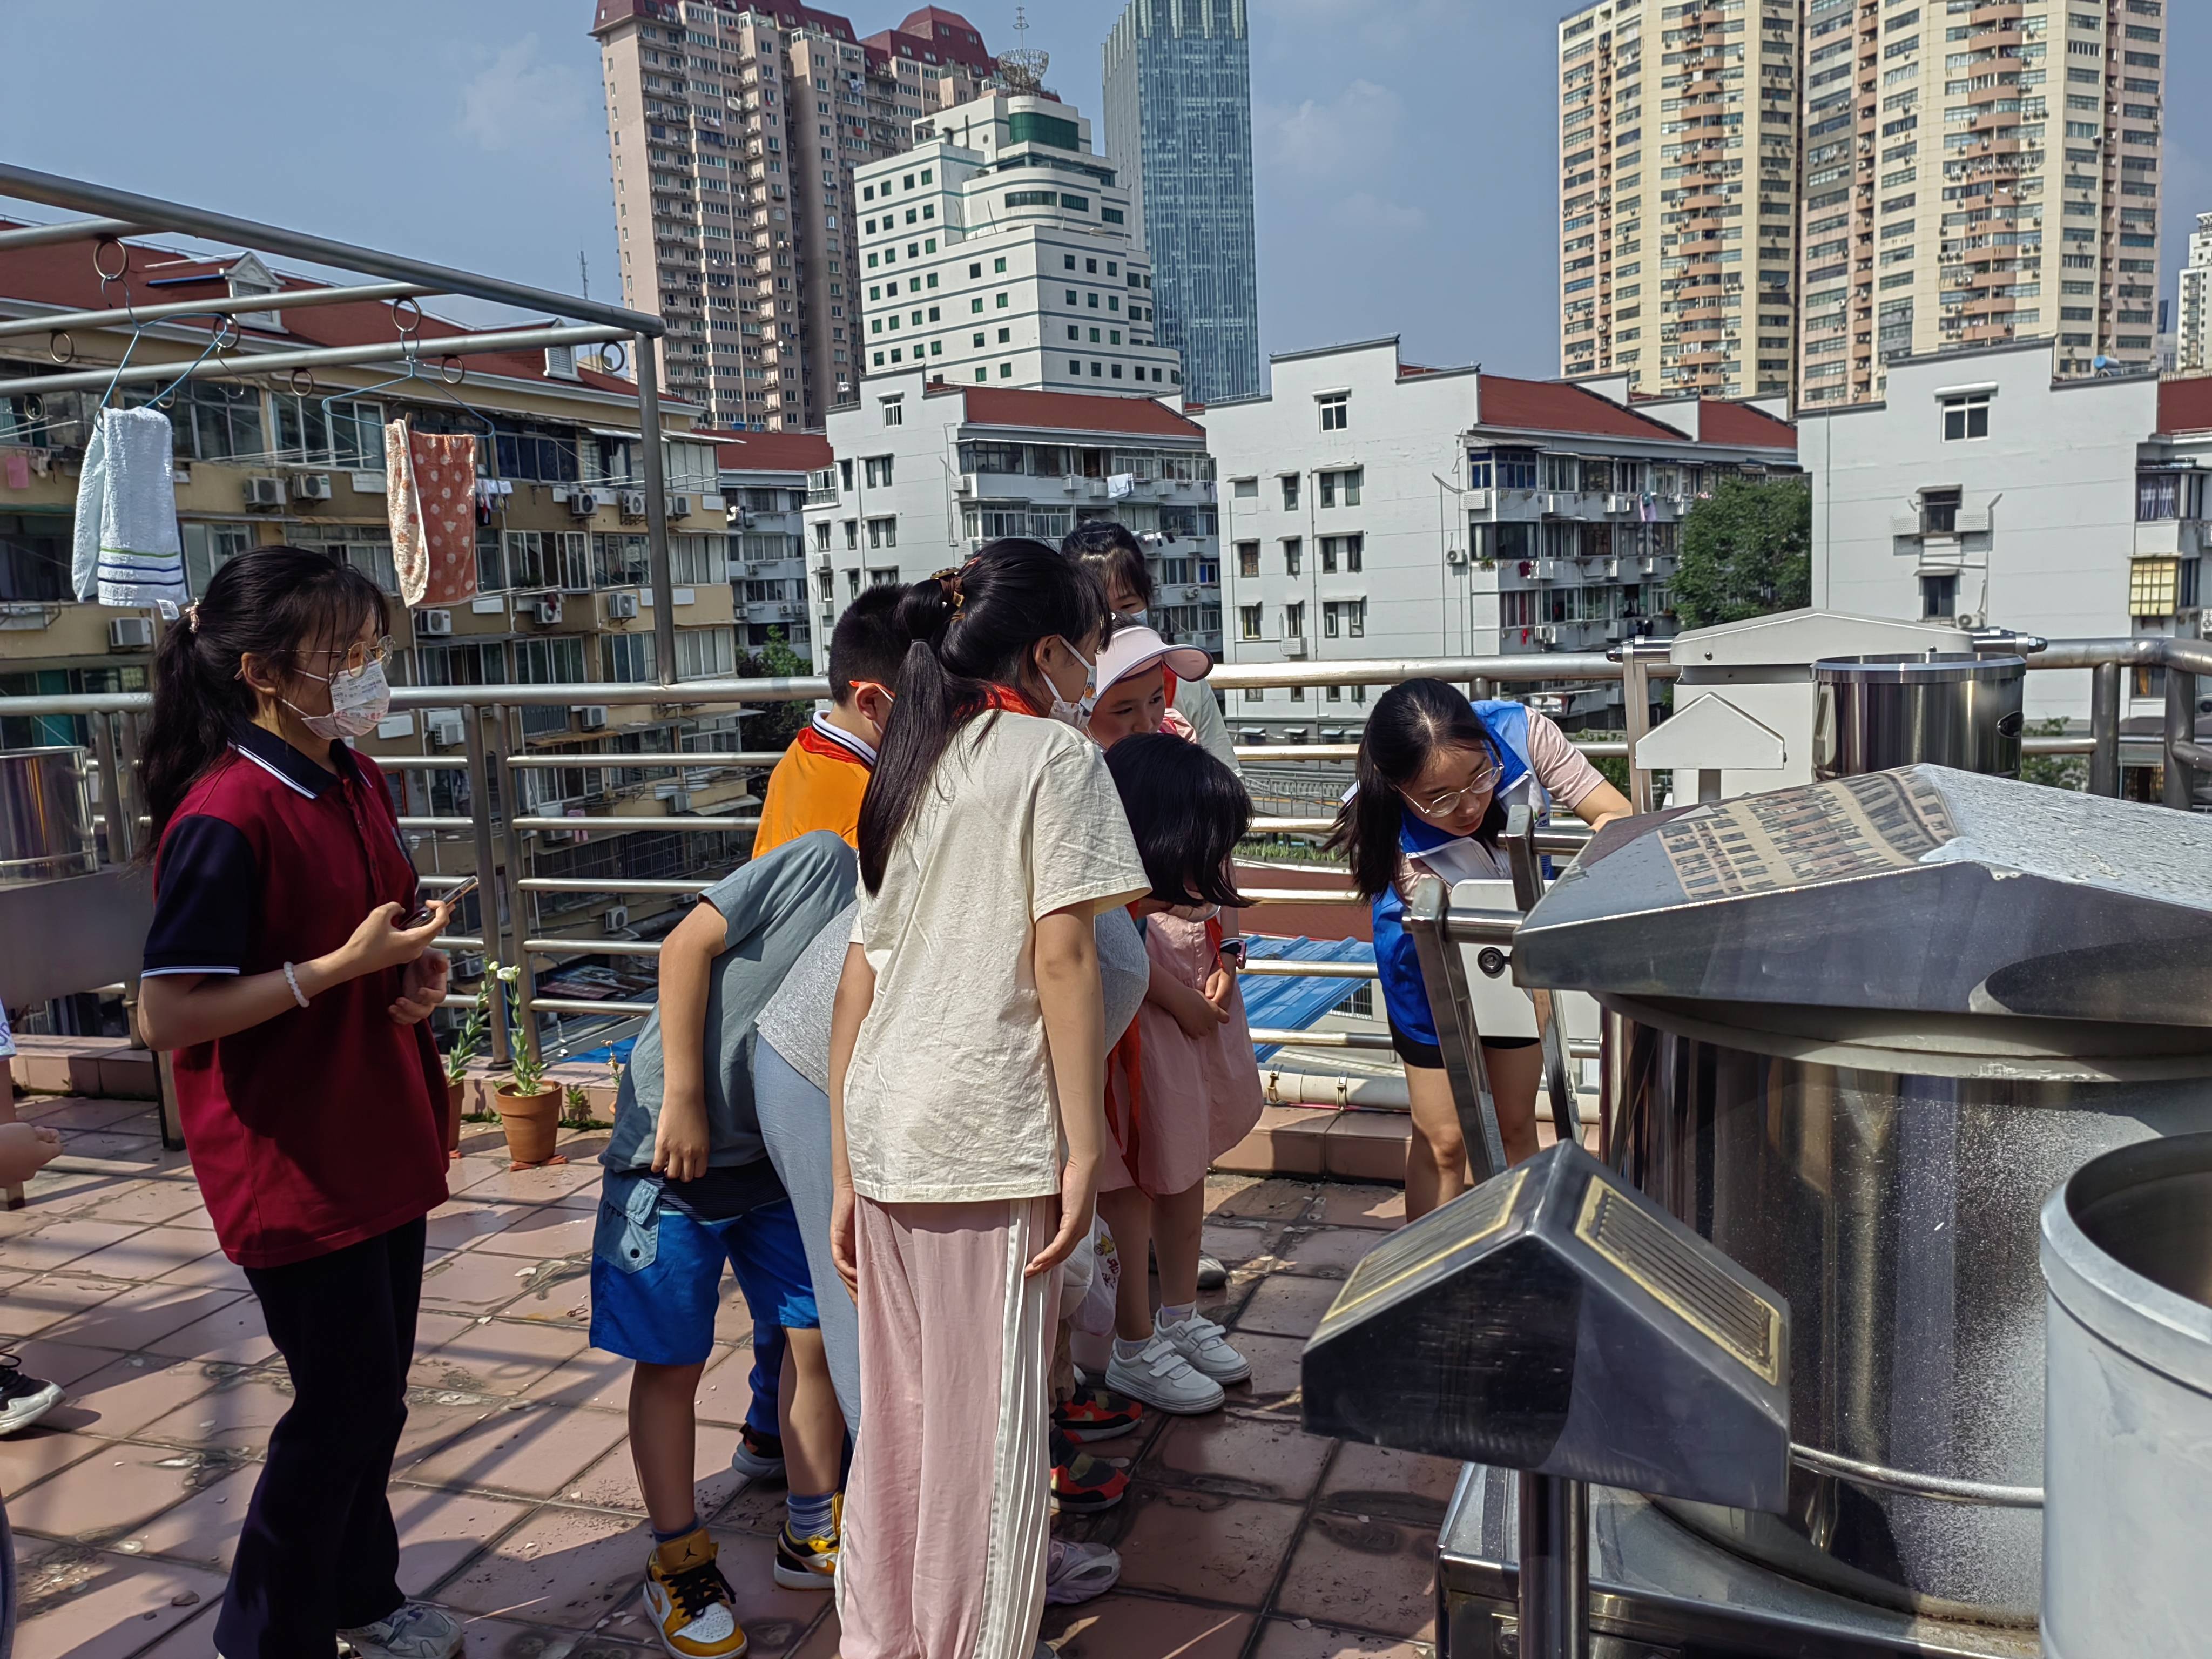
{"left": 137, "top": 546, "right": 459, "bottom": 1659}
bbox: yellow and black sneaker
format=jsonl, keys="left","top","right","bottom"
{"left": 772, "top": 1493, "right": 841, "bottom": 1591}
{"left": 642, "top": 1528, "right": 748, "bottom": 1658}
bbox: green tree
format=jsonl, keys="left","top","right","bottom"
{"left": 735, "top": 626, "right": 812, "bottom": 753}
{"left": 1671, "top": 476, "right": 1813, "bottom": 630}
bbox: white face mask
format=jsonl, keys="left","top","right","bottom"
{"left": 285, "top": 659, "right": 391, "bottom": 742}
{"left": 1047, "top": 636, "right": 1098, "bottom": 730}
{"left": 1121, "top": 606, "right": 1151, "bottom": 630}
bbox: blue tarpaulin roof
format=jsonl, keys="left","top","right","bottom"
{"left": 1239, "top": 934, "right": 1377, "bottom": 1062}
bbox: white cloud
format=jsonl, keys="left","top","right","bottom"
{"left": 1257, "top": 79, "right": 1405, "bottom": 183}
{"left": 1247, "top": 0, "right": 1460, "bottom": 51}
{"left": 458, "top": 35, "right": 594, "bottom": 154}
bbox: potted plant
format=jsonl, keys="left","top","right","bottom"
{"left": 489, "top": 963, "right": 562, "bottom": 1168}
{"left": 440, "top": 974, "right": 494, "bottom": 1158}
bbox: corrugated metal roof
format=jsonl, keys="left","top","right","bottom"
{"left": 1240, "top": 934, "right": 1377, "bottom": 1062}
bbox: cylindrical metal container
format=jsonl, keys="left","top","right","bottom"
{"left": 2040, "top": 1132, "right": 2212, "bottom": 1658}
{"left": 1812, "top": 653, "right": 2026, "bottom": 780}
{"left": 1605, "top": 1004, "right": 2212, "bottom": 1626}
{"left": 0, "top": 746, "right": 97, "bottom": 885}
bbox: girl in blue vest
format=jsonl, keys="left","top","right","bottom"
{"left": 1330, "top": 679, "right": 1630, "bottom": 1217}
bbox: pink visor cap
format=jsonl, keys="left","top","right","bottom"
{"left": 1097, "top": 623, "right": 1213, "bottom": 693}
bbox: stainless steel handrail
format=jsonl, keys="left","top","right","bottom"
{"left": 1787, "top": 1441, "right": 2044, "bottom": 1510}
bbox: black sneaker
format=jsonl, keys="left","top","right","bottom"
{"left": 0, "top": 1353, "right": 63, "bottom": 1436}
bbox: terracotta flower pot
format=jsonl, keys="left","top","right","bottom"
{"left": 442, "top": 1078, "right": 466, "bottom": 1157}
{"left": 494, "top": 1084, "right": 561, "bottom": 1166}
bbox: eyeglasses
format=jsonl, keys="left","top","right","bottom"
{"left": 301, "top": 636, "right": 394, "bottom": 676}
{"left": 1401, "top": 765, "right": 1501, "bottom": 819}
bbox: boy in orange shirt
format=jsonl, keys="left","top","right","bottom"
{"left": 752, "top": 585, "right": 905, "bottom": 858}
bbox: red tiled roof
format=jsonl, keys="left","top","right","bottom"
{"left": 696, "top": 428, "right": 834, "bottom": 472}
{"left": 959, "top": 387, "right": 1204, "bottom": 439}
{"left": 1694, "top": 399, "right": 1798, "bottom": 451}
{"left": 2159, "top": 375, "right": 2212, "bottom": 436}
{"left": 1476, "top": 374, "right": 1688, "bottom": 442}
{"left": 0, "top": 222, "right": 649, "bottom": 403}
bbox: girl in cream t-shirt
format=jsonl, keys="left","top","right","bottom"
{"left": 827, "top": 541, "right": 1147, "bottom": 1659}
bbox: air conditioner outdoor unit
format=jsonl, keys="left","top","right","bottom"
{"left": 532, "top": 597, "right": 564, "bottom": 626}
{"left": 292, "top": 473, "right": 333, "bottom": 501}
{"left": 619, "top": 490, "right": 648, "bottom": 516}
{"left": 700, "top": 493, "right": 726, "bottom": 512}
{"left": 425, "top": 711, "right": 466, "bottom": 749}
{"left": 244, "top": 477, "right": 286, "bottom": 508}
{"left": 415, "top": 608, "right": 453, "bottom": 637}
{"left": 1539, "top": 492, "right": 1563, "bottom": 515}
{"left": 1062, "top": 476, "right": 1083, "bottom": 494}
{"left": 1535, "top": 624, "right": 1559, "bottom": 646}
{"left": 956, "top": 473, "right": 979, "bottom": 496}
{"left": 1283, "top": 635, "right": 1310, "bottom": 658}
{"left": 570, "top": 491, "right": 599, "bottom": 518}
{"left": 605, "top": 590, "right": 640, "bottom": 620}
{"left": 1445, "top": 548, "right": 1470, "bottom": 566}
{"left": 107, "top": 617, "right": 154, "bottom": 650}
{"left": 603, "top": 906, "right": 631, "bottom": 934}
{"left": 577, "top": 705, "right": 610, "bottom": 731}
{"left": 450, "top": 953, "right": 485, "bottom": 981}
{"left": 1641, "top": 555, "right": 1660, "bottom": 575}
{"left": 1607, "top": 493, "right": 1635, "bottom": 514}
{"left": 1603, "top": 557, "right": 1621, "bottom": 578}
{"left": 668, "top": 494, "right": 693, "bottom": 519}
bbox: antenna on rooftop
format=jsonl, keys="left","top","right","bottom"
{"left": 1000, "top": 5, "right": 1048, "bottom": 94}
{"left": 579, "top": 251, "right": 590, "bottom": 301}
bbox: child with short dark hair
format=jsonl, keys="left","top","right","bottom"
{"left": 752, "top": 584, "right": 907, "bottom": 859}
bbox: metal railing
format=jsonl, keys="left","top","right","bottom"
{"left": 5, "top": 636, "right": 2207, "bottom": 1071}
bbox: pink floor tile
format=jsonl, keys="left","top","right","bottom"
{"left": 561, "top": 1413, "right": 753, "bottom": 1520}
{"left": 404, "top": 1399, "right": 631, "bottom": 1498}
{"left": 0, "top": 1271, "right": 123, "bottom": 1339}
{"left": 1215, "top": 1332, "right": 1311, "bottom": 1420}
{"left": 1319, "top": 1444, "right": 1465, "bottom": 1520}
{"left": 1251, "top": 1618, "right": 1434, "bottom": 1657}
{"left": 1148, "top": 1412, "right": 1333, "bottom": 1506}
{"left": 140, "top": 1299, "right": 276, "bottom": 1366}
{"left": 134, "top": 1604, "right": 220, "bottom": 1659}
{"left": 1044, "top": 1594, "right": 1256, "bottom": 1658}
{"left": 122, "top": 1464, "right": 258, "bottom": 1568}
{"left": 38, "top": 1355, "right": 231, "bottom": 1440}
{"left": 1311, "top": 1185, "right": 1406, "bottom": 1231}
{"left": 25, "top": 1098, "right": 154, "bottom": 1132}
{"left": 1210, "top": 1177, "right": 1321, "bottom": 1225}
{"left": 470, "top": 1205, "right": 597, "bottom": 1260}
{"left": 1110, "top": 1489, "right": 1306, "bottom": 1609}
{"left": 11, "top": 1171, "right": 125, "bottom": 1218}
{"left": 450, "top": 1161, "right": 603, "bottom": 1208}
{"left": 9, "top": 1437, "right": 211, "bottom": 1538}
{"left": 418, "top": 1248, "right": 539, "bottom": 1316}
{"left": 139, "top": 1372, "right": 298, "bottom": 1451}
{"left": 1201, "top": 1221, "right": 1278, "bottom": 1267}
{"left": 157, "top": 1251, "right": 252, "bottom": 1292}
{"left": 1, "top": 1338, "right": 128, "bottom": 1389}
{"left": 43, "top": 1280, "right": 247, "bottom": 1354}
{"left": 57, "top": 1128, "right": 167, "bottom": 1163}
{"left": 412, "top": 1316, "right": 590, "bottom": 1396}
{"left": 1232, "top": 1274, "right": 1344, "bottom": 1340}
{"left": 0, "top": 1429, "right": 103, "bottom": 1502}
{"left": 697, "top": 1343, "right": 768, "bottom": 1428}
{"left": 1273, "top": 1228, "right": 1385, "bottom": 1279}
{"left": 80, "top": 1181, "right": 211, "bottom": 1228}
{"left": 498, "top": 1256, "right": 596, "bottom": 1325}
{"left": 435, "top": 1502, "right": 648, "bottom": 1627}
{"left": 5, "top": 1219, "right": 149, "bottom": 1275}
{"left": 424, "top": 1199, "right": 530, "bottom": 1253}
{"left": 591, "top": 1530, "right": 826, "bottom": 1655}
{"left": 1272, "top": 1514, "right": 1439, "bottom": 1642}
{"left": 387, "top": 1484, "right": 537, "bottom": 1590}
{"left": 9, "top": 1552, "right": 228, "bottom": 1659}
{"left": 519, "top": 1347, "right": 636, "bottom": 1413}
{"left": 392, "top": 1393, "right": 508, "bottom": 1466}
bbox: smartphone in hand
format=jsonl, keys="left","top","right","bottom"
{"left": 406, "top": 876, "right": 477, "bottom": 929}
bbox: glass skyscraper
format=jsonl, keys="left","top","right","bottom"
{"left": 1102, "top": 0, "right": 1261, "bottom": 405}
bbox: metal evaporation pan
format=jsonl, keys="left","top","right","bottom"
{"left": 1512, "top": 764, "right": 2212, "bottom": 1627}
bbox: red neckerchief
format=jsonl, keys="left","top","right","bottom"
{"left": 979, "top": 683, "right": 1041, "bottom": 716}
{"left": 1163, "top": 665, "right": 1178, "bottom": 705}
{"left": 795, "top": 724, "right": 872, "bottom": 767}
{"left": 1105, "top": 902, "right": 1146, "bottom": 1182}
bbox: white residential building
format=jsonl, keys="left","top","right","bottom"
{"left": 1195, "top": 339, "right": 1800, "bottom": 743}
{"left": 801, "top": 372, "right": 1219, "bottom": 663}
{"left": 2181, "top": 213, "right": 2212, "bottom": 373}
{"left": 706, "top": 429, "right": 834, "bottom": 653}
{"left": 1803, "top": 338, "right": 2212, "bottom": 725}
{"left": 853, "top": 90, "right": 1182, "bottom": 395}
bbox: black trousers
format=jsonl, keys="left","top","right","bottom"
{"left": 214, "top": 1218, "right": 425, "bottom": 1659}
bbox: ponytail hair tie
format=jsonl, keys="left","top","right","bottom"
{"left": 930, "top": 566, "right": 966, "bottom": 615}
{"left": 183, "top": 602, "right": 201, "bottom": 634}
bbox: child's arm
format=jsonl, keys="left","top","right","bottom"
{"left": 827, "top": 942, "right": 877, "bottom": 1295}
{"left": 0, "top": 1122, "right": 61, "bottom": 1187}
{"left": 651, "top": 897, "right": 727, "bottom": 1184}
{"left": 1030, "top": 906, "right": 1107, "bottom": 1278}
{"left": 1143, "top": 957, "right": 1229, "bottom": 1038}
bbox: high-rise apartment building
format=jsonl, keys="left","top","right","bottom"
{"left": 591, "top": 1, "right": 1000, "bottom": 431}
{"left": 2179, "top": 212, "right": 2212, "bottom": 373}
{"left": 1557, "top": 0, "right": 1802, "bottom": 402}
{"left": 1793, "top": 0, "right": 2167, "bottom": 409}
{"left": 1102, "top": 0, "right": 1262, "bottom": 404}
{"left": 854, "top": 90, "right": 1182, "bottom": 393}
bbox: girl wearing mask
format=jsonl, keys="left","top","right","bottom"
{"left": 1330, "top": 679, "right": 1630, "bottom": 1216}
{"left": 135, "top": 547, "right": 458, "bottom": 1659}
{"left": 828, "top": 539, "right": 1149, "bottom": 1659}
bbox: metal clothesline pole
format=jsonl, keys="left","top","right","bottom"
{"left": 0, "top": 280, "right": 437, "bottom": 342}
{"left": 0, "top": 217, "right": 146, "bottom": 251}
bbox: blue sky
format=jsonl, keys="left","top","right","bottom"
{"left": 3, "top": 1, "right": 2206, "bottom": 383}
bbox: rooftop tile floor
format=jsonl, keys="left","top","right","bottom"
{"left": 0, "top": 1092, "right": 1447, "bottom": 1659}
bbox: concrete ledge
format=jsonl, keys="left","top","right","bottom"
{"left": 1217, "top": 1103, "right": 1408, "bottom": 1183}
{"left": 10, "top": 1035, "right": 156, "bottom": 1100}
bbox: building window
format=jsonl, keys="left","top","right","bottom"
{"left": 1283, "top": 537, "right": 1302, "bottom": 577}
{"left": 995, "top": 293, "right": 1009, "bottom": 309}
{"left": 843, "top": 520, "right": 859, "bottom": 550}
{"left": 1920, "top": 488, "right": 1960, "bottom": 535}
{"left": 1941, "top": 393, "right": 1991, "bottom": 441}
{"left": 1318, "top": 467, "right": 1364, "bottom": 508}
{"left": 2137, "top": 471, "right": 2202, "bottom": 522}
{"left": 2130, "top": 557, "right": 2179, "bottom": 619}
{"left": 864, "top": 455, "right": 894, "bottom": 487}
{"left": 1236, "top": 541, "right": 1260, "bottom": 578}
{"left": 999, "top": 362, "right": 1013, "bottom": 378}
{"left": 1239, "top": 603, "right": 1263, "bottom": 640}
{"left": 1318, "top": 394, "right": 1348, "bottom": 432}
{"left": 997, "top": 327, "right": 1011, "bottom": 343}
{"left": 1920, "top": 572, "right": 1959, "bottom": 620}
{"left": 866, "top": 516, "right": 897, "bottom": 549}
{"left": 1232, "top": 477, "right": 1258, "bottom": 500}
{"left": 1285, "top": 601, "right": 1305, "bottom": 639}
{"left": 1281, "top": 474, "right": 1300, "bottom": 511}
{"left": 880, "top": 397, "right": 903, "bottom": 426}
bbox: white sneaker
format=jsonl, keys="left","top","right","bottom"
{"left": 1157, "top": 1311, "right": 1252, "bottom": 1385}
{"left": 338, "top": 1604, "right": 462, "bottom": 1659}
{"left": 1104, "top": 1332, "right": 1225, "bottom": 1414}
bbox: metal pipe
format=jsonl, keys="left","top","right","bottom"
{"left": 488, "top": 706, "right": 538, "bottom": 1067}
{"left": 510, "top": 814, "right": 759, "bottom": 836}
{"left": 2176, "top": 739, "right": 2212, "bottom": 771}
{"left": 1238, "top": 959, "right": 1379, "bottom": 980}
{"left": 1245, "top": 1029, "right": 1394, "bottom": 1051}
{"left": 533, "top": 995, "right": 656, "bottom": 1018}
{"left": 2090, "top": 660, "right": 2122, "bottom": 797}
{"left": 0, "top": 163, "right": 664, "bottom": 334}
{"left": 1618, "top": 639, "right": 1658, "bottom": 813}
{"left": 461, "top": 707, "right": 512, "bottom": 1066}
{"left": 1210, "top": 652, "right": 1656, "bottom": 690}
{"left": 522, "top": 876, "right": 713, "bottom": 895}
{"left": 1788, "top": 1441, "right": 2043, "bottom": 1509}
{"left": 2164, "top": 662, "right": 2198, "bottom": 810}
{"left": 1516, "top": 1472, "right": 1589, "bottom": 1659}
{"left": 637, "top": 333, "right": 678, "bottom": 683}
{"left": 502, "top": 750, "right": 792, "bottom": 769}
{"left": 0, "top": 280, "right": 437, "bottom": 342}
{"left": 0, "top": 322, "right": 634, "bottom": 400}
{"left": 524, "top": 937, "right": 662, "bottom": 957}
{"left": 0, "top": 217, "right": 147, "bottom": 249}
